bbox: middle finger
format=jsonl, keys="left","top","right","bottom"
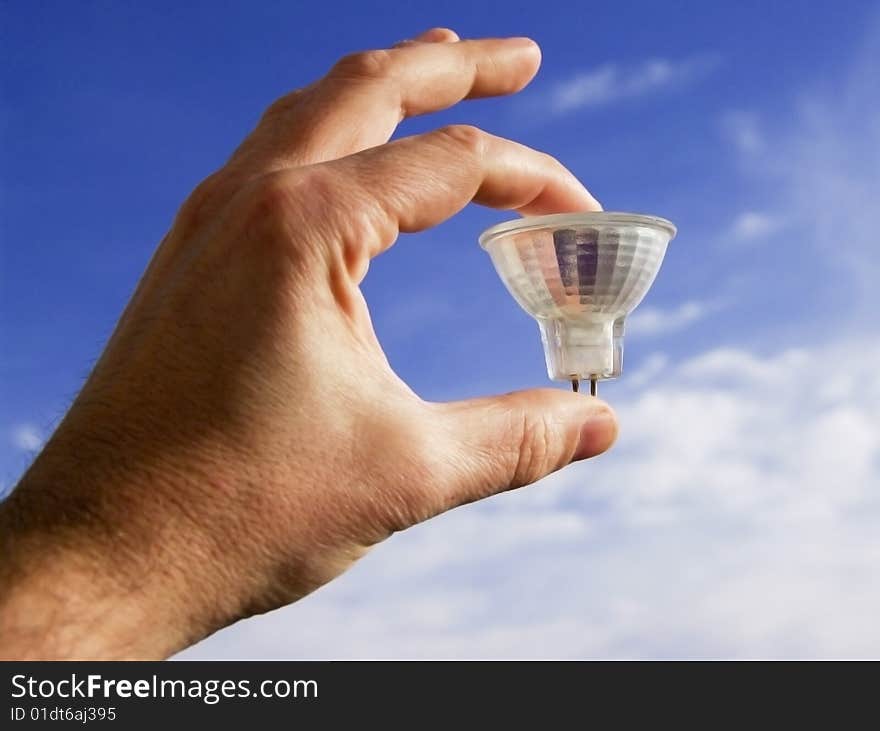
{"left": 234, "top": 35, "right": 542, "bottom": 171}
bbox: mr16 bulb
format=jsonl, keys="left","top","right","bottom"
{"left": 480, "top": 212, "right": 676, "bottom": 395}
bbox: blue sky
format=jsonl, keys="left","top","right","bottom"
{"left": 3, "top": 1, "right": 880, "bottom": 657}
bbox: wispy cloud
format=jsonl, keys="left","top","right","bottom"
{"left": 550, "top": 55, "right": 718, "bottom": 114}
{"left": 626, "top": 352, "right": 670, "bottom": 390}
{"left": 779, "top": 65, "right": 880, "bottom": 315}
{"left": 726, "top": 211, "right": 787, "bottom": 243}
{"left": 10, "top": 424, "right": 42, "bottom": 452}
{"left": 628, "top": 300, "right": 719, "bottom": 337}
{"left": 721, "top": 18, "right": 880, "bottom": 319}
{"left": 721, "top": 110, "right": 765, "bottom": 155}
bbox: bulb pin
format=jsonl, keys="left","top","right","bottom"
{"left": 590, "top": 377, "right": 598, "bottom": 397}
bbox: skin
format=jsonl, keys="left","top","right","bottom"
{"left": 0, "top": 28, "right": 617, "bottom": 660}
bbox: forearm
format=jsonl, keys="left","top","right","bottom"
{"left": 0, "top": 504, "right": 164, "bottom": 660}
{"left": 0, "top": 430, "right": 226, "bottom": 660}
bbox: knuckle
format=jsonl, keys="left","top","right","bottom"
{"left": 509, "top": 410, "right": 557, "bottom": 488}
{"left": 332, "top": 49, "right": 395, "bottom": 80}
{"left": 242, "top": 166, "right": 331, "bottom": 222}
{"left": 228, "top": 170, "right": 324, "bottom": 280}
{"left": 435, "top": 124, "right": 486, "bottom": 157}
{"left": 174, "top": 170, "right": 230, "bottom": 236}
{"left": 237, "top": 170, "right": 312, "bottom": 245}
{"left": 539, "top": 150, "right": 563, "bottom": 170}
{"left": 261, "top": 88, "right": 307, "bottom": 120}
{"left": 189, "top": 170, "right": 224, "bottom": 204}
{"left": 244, "top": 170, "right": 299, "bottom": 221}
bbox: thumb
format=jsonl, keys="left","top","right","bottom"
{"left": 434, "top": 388, "right": 618, "bottom": 507}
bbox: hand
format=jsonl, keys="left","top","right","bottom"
{"left": 0, "top": 28, "right": 616, "bottom": 659}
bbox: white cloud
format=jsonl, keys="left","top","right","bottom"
{"left": 721, "top": 110, "right": 765, "bottom": 155}
{"left": 11, "top": 424, "right": 42, "bottom": 452}
{"left": 550, "top": 55, "right": 717, "bottom": 114}
{"left": 628, "top": 300, "right": 718, "bottom": 337}
{"left": 179, "top": 337, "right": 880, "bottom": 659}
{"left": 727, "top": 211, "right": 785, "bottom": 242}
{"left": 626, "top": 352, "right": 669, "bottom": 390}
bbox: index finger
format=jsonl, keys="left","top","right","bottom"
{"left": 324, "top": 125, "right": 601, "bottom": 262}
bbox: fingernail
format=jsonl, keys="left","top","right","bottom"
{"left": 415, "top": 27, "right": 459, "bottom": 43}
{"left": 508, "top": 36, "right": 540, "bottom": 51}
{"left": 573, "top": 405, "right": 618, "bottom": 461}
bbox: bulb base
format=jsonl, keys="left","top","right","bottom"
{"left": 538, "top": 317, "right": 625, "bottom": 382}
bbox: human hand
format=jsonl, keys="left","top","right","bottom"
{"left": 0, "top": 28, "right": 616, "bottom": 659}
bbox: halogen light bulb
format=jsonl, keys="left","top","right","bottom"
{"left": 480, "top": 212, "right": 676, "bottom": 395}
